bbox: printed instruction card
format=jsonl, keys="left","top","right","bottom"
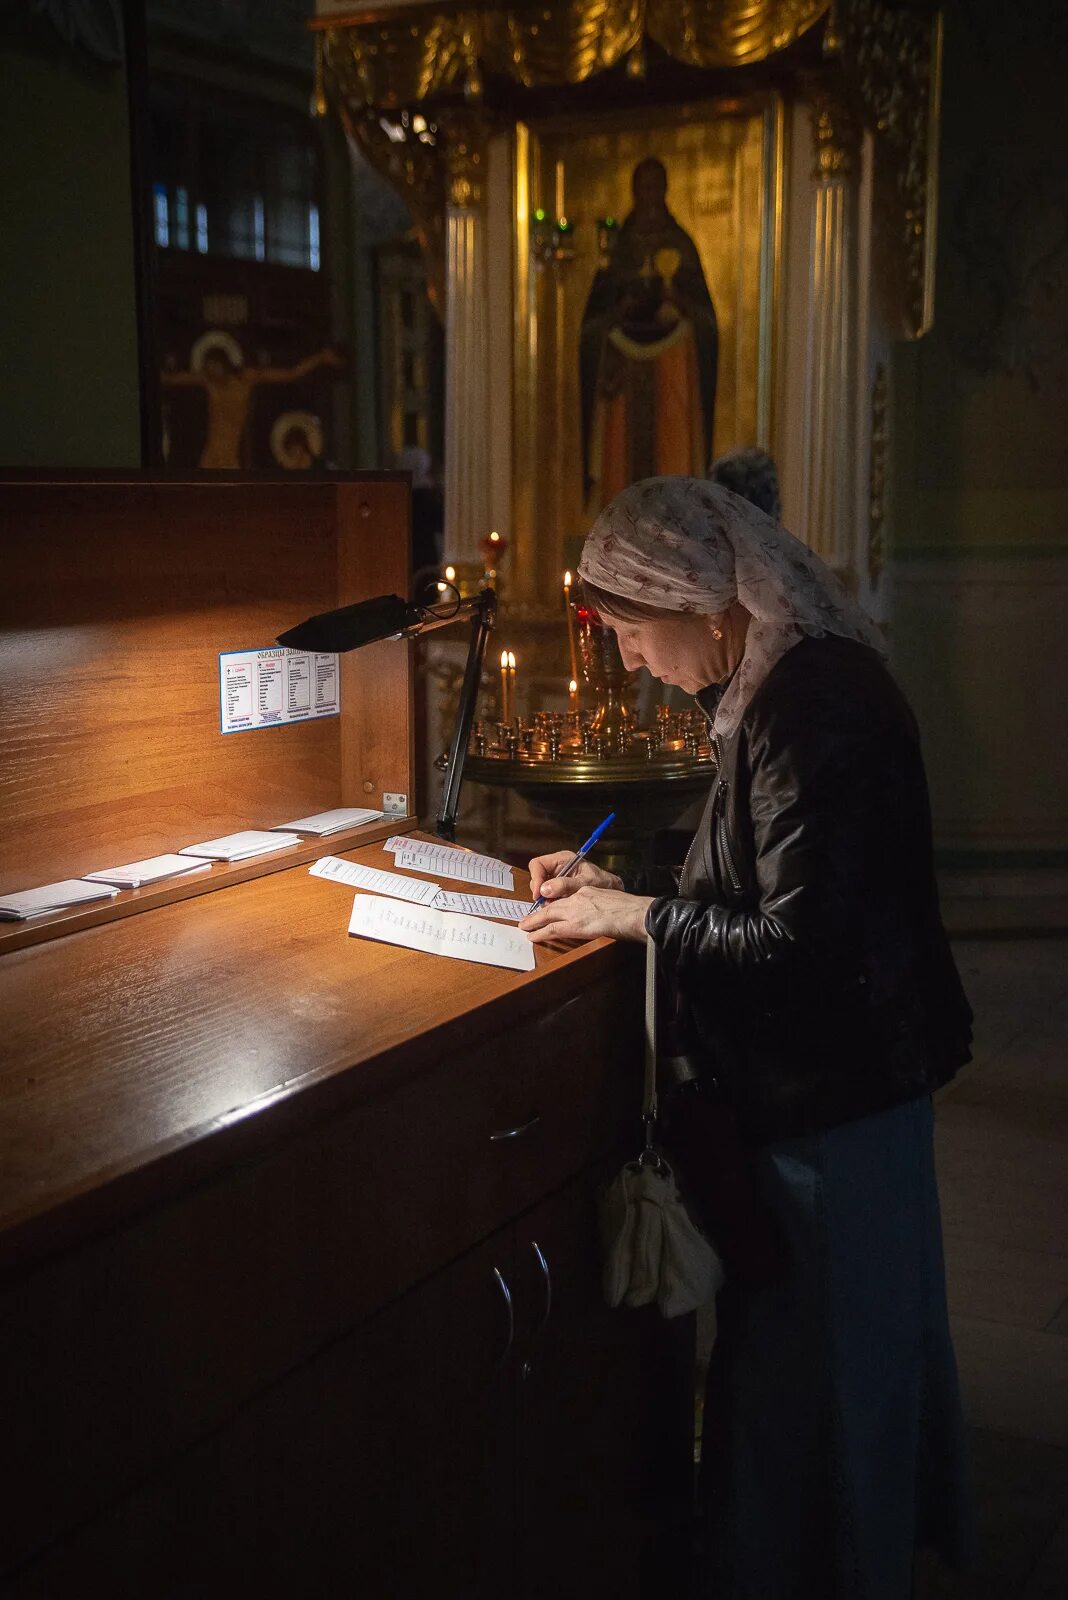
{"left": 219, "top": 646, "right": 339, "bottom": 734}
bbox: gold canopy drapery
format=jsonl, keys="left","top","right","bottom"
{"left": 318, "top": 1, "right": 830, "bottom": 107}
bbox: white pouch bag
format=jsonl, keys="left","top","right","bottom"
{"left": 598, "top": 942, "right": 724, "bottom": 1318}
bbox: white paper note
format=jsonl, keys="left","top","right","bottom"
{"left": 0, "top": 879, "right": 120, "bottom": 920}
{"left": 274, "top": 808, "right": 386, "bottom": 836}
{"left": 179, "top": 830, "right": 302, "bottom": 862}
{"left": 392, "top": 845, "right": 513, "bottom": 891}
{"left": 348, "top": 894, "right": 535, "bottom": 972}
{"left": 384, "top": 835, "right": 510, "bottom": 872}
{"left": 431, "top": 891, "right": 535, "bottom": 921}
{"left": 82, "top": 853, "right": 213, "bottom": 888}
{"left": 309, "top": 855, "right": 441, "bottom": 905}
{"left": 383, "top": 834, "right": 431, "bottom": 855}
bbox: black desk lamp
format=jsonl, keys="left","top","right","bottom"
{"left": 278, "top": 586, "right": 497, "bottom": 842}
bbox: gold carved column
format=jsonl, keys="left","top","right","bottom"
{"left": 801, "top": 81, "right": 861, "bottom": 581}
{"left": 441, "top": 110, "right": 493, "bottom": 576}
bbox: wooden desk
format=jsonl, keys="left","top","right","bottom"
{"left": 0, "top": 840, "right": 689, "bottom": 1598}
{"left": 0, "top": 478, "right": 691, "bottom": 1597}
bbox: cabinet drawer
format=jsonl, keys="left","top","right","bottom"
{"left": 0, "top": 954, "right": 642, "bottom": 1576}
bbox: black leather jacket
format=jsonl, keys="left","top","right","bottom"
{"left": 643, "top": 636, "right": 972, "bottom": 1144}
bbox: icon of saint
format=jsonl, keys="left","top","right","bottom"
{"left": 580, "top": 158, "right": 718, "bottom": 516}
{"left": 162, "top": 334, "right": 344, "bottom": 469}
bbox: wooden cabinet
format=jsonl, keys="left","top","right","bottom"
{"left": 7, "top": 1169, "right": 680, "bottom": 1600}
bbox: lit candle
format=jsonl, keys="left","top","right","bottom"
{"left": 569, "top": 678, "right": 579, "bottom": 713}
{"left": 563, "top": 570, "right": 579, "bottom": 686}
{"left": 500, "top": 648, "right": 510, "bottom": 724}
{"left": 507, "top": 651, "right": 517, "bottom": 723}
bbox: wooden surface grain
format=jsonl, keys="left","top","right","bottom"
{"left": 0, "top": 834, "right": 623, "bottom": 1275}
{"left": 0, "top": 477, "right": 410, "bottom": 894}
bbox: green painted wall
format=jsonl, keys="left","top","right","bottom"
{"left": 889, "top": 2, "right": 1068, "bottom": 857}
{"left": 0, "top": 20, "right": 140, "bottom": 466}
{"left": 892, "top": 2, "right": 1068, "bottom": 560}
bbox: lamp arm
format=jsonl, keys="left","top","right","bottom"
{"left": 435, "top": 589, "right": 496, "bottom": 841}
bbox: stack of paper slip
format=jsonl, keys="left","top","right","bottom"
{"left": 179, "top": 830, "right": 302, "bottom": 862}
{"left": 83, "top": 853, "right": 213, "bottom": 889}
{"left": 273, "top": 808, "right": 386, "bottom": 836}
{"left": 0, "top": 879, "right": 120, "bottom": 920}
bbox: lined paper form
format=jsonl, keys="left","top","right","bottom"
{"left": 392, "top": 846, "right": 514, "bottom": 891}
{"left": 432, "top": 891, "right": 535, "bottom": 921}
{"left": 349, "top": 894, "right": 535, "bottom": 972}
{"left": 310, "top": 855, "right": 442, "bottom": 905}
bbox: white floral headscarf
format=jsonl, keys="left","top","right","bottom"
{"left": 578, "top": 476, "right": 886, "bottom": 737}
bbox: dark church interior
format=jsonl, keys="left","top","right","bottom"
{"left": 1, "top": 2, "right": 1066, "bottom": 1595}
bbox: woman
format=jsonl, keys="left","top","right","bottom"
{"left": 521, "top": 477, "right": 973, "bottom": 1599}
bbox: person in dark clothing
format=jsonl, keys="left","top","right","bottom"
{"left": 520, "top": 476, "right": 973, "bottom": 1598}
{"left": 708, "top": 445, "right": 782, "bottom": 522}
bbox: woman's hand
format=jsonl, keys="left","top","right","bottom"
{"left": 520, "top": 884, "right": 654, "bottom": 946}
{"left": 527, "top": 851, "right": 623, "bottom": 901}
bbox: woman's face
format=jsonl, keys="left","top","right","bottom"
{"left": 608, "top": 606, "right": 747, "bottom": 694}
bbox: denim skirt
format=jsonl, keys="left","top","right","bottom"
{"left": 698, "top": 1095, "right": 973, "bottom": 1599}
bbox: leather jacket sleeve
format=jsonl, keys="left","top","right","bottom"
{"left": 645, "top": 688, "right": 871, "bottom": 989}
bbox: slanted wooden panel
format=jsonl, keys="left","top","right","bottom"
{"left": 0, "top": 476, "right": 411, "bottom": 893}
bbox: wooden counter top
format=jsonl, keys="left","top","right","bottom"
{"left": 0, "top": 836, "right": 617, "bottom": 1277}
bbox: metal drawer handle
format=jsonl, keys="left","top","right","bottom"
{"left": 530, "top": 1240, "right": 552, "bottom": 1338}
{"left": 492, "top": 1267, "right": 514, "bottom": 1369}
{"left": 489, "top": 1113, "right": 541, "bottom": 1142}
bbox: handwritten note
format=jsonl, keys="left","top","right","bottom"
{"left": 432, "top": 891, "right": 535, "bottom": 921}
{"left": 391, "top": 846, "right": 513, "bottom": 892}
{"left": 310, "top": 856, "right": 441, "bottom": 905}
{"left": 348, "top": 894, "right": 535, "bottom": 972}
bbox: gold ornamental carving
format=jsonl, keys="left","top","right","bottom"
{"left": 834, "top": 0, "right": 943, "bottom": 338}
{"left": 806, "top": 79, "right": 860, "bottom": 178}
{"left": 440, "top": 109, "right": 491, "bottom": 209}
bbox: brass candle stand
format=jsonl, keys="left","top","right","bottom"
{"left": 461, "top": 602, "right": 715, "bottom": 875}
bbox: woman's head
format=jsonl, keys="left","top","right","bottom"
{"left": 579, "top": 577, "right": 747, "bottom": 693}
{"left": 577, "top": 476, "right": 885, "bottom": 734}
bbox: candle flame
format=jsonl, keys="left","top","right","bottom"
{"left": 569, "top": 679, "right": 577, "bottom": 694}
{"left": 488, "top": 529, "right": 500, "bottom": 543}
{"left": 444, "top": 564, "right": 456, "bottom": 582}
{"left": 500, "top": 649, "right": 509, "bottom": 668}
{"left": 563, "top": 570, "right": 572, "bottom": 587}
{"left": 507, "top": 651, "right": 516, "bottom": 669}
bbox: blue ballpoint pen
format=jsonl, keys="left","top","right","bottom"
{"left": 530, "top": 811, "right": 617, "bottom": 911}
